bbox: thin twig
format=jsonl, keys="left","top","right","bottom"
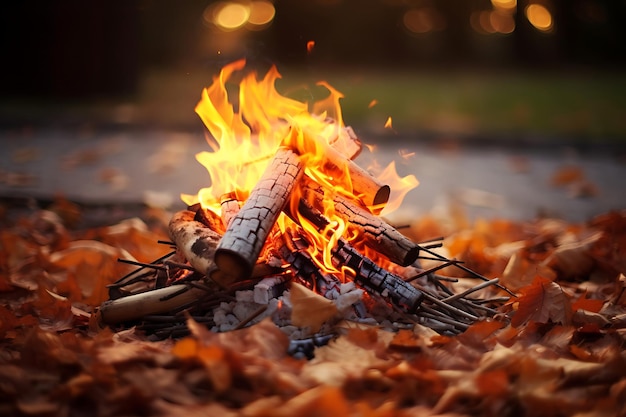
{"left": 234, "top": 305, "right": 268, "bottom": 330}
{"left": 441, "top": 278, "right": 501, "bottom": 303}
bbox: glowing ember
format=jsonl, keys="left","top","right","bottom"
{"left": 182, "top": 60, "right": 418, "bottom": 277}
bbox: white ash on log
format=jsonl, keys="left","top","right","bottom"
{"left": 253, "top": 275, "right": 290, "bottom": 305}
{"left": 302, "top": 178, "right": 420, "bottom": 266}
{"left": 212, "top": 146, "right": 305, "bottom": 286}
{"left": 220, "top": 191, "right": 241, "bottom": 228}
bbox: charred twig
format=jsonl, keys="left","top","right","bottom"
{"left": 416, "top": 244, "right": 515, "bottom": 297}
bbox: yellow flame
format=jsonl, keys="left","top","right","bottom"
{"left": 384, "top": 116, "right": 393, "bottom": 129}
{"left": 185, "top": 60, "right": 418, "bottom": 276}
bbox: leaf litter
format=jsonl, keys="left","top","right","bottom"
{"left": 0, "top": 199, "right": 625, "bottom": 417}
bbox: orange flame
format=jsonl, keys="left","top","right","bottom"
{"left": 184, "top": 60, "right": 418, "bottom": 276}
{"left": 306, "top": 40, "right": 315, "bottom": 53}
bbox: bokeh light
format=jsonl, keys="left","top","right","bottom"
{"left": 215, "top": 3, "right": 250, "bottom": 31}
{"left": 491, "top": 0, "right": 516, "bottom": 11}
{"left": 247, "top": 1, "right": 275, "bottom": 29}
{"left": 490, "top": 10, "right": 515, "bottom": 34}
{"left": 203, "top": 1, "right": 275, "bottom": 32}
{"left": 403, "top": 7, "right": 445, "bottom": 35}
{"left": 525, "top": 4, "right": 554, "bottom": 32}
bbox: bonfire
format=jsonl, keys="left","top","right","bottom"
{"left": 0, "top": 60, "right": 624, "bottom": 417}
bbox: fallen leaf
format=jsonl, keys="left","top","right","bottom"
{"left": 48, "top": 240, "right": 136, "bottom": 305}
{"left": 289, "top": 282, "right": 338, "bottom": 333}
{"left": 512, "top": 277, "right": 572, "bottom": 327}
{"left": 571, "top": 291, "right": 605, "bottom": 313}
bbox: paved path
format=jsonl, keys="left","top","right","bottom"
{"left": 1, "top": 128, "right": 624, "bottom": 223}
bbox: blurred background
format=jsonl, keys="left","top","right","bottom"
{"left": 2, "top": 0, "right": 626, "bottom": 136}
{"left": 1, "top": 0, "right": 625, "bottom": 222}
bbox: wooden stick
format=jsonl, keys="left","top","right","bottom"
{"left": 213, "top": 146, "right": 305, "bottom": 286}
{"left": 303, "top": 178, "right": 419, "bottom": 266}
{"left": 97, "top": 284, "right": 208, "bottom": 325}
{"left": 169, "top": 210, "right": 221, "bottom": 279}
{"left": 440, "top": 278, "right": 501, "bottom": 303}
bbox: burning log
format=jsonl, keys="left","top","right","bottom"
{"left": 220, "top": 191, "right": 241, "bottom": 228}
{"left": 326, "top": 123, "right": 362, "bottom": 160}
{"left": 168, "top": 210, "right": 221, "bottom": 279}
{"left": 331, "top": 239, "right": 423, "bottom": 313}
{"left": 303, "top": 178, "right": 419, "bottom": 266}
{"left": 294, "top": 127, "right": 390, "bottom": 209}
{"left": 276, "top": 227, "right": 341, "bottom": 297}
{"left": 287, "top": 198, "right": 424, "bottom": 314}
{"left": 213, "top": 146, "right": 305, "bottom": 286}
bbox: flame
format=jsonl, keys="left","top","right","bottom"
{"left": 306, "top": 40, "right": 315, "bottom": 53}
{"left": 384, "top": 116, "right": 393, "bottom": 129}
{"left": 184, "top": 60, "right": 418, "bottom": 277}
{"left": 368, "top": 99, "right": 378, "bottom": 108}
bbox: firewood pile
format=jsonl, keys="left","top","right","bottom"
{"left": 97, "top": 62, "right": 513, "bottom": 344}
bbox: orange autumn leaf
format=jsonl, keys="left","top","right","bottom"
{"left": 475, "top": 369, "right": 509, "bottom": 396}
{"left": 389, "top": 329, "right": 422, "bottom": 351}
{"left": 48, "top": 240, "right": 136, "bottom": 305}
{"left": 571, "top": 291, "right": 605, "bottom": 313}
{"left": 171, "top": 337, "right": 199, "bottom": 359}
{"left": 457, "top": 319, "right": 505, "bottom": 348}
{"left": 511, "top": 277, "right": 572, "bottom": 327}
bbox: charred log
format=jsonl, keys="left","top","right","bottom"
{"left": 213, "top": 146, "right": 305, "bottom": 286}
{"left": 286, "top": 198, "right": 423, "bottom": 314}
{"left": 303, "top": 178, "right": 419, "bottom": 266}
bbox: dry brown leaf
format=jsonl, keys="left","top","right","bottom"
{"left": 502, "top": 249, "right": 556, "bottom": 291}
{"left": 512, "top": 277, "right": 572, "bottom": 327}
{"left": 289, "top": 282, "right": 338, "bottom": 332}
{"left": 544, "top": 231, "right": 602, "bottom": 279}
{"left": 48, "top": 240, "right": 136, "bottom": 305}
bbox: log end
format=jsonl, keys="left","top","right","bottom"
{"left": 403, "top": 246, "right": 421, "bottom": 267}
{"left": 373, "top": 185, "right": 391, "bottom": 208}
{"left": 212, "top": 249, "right": 253, "bottom": 287}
